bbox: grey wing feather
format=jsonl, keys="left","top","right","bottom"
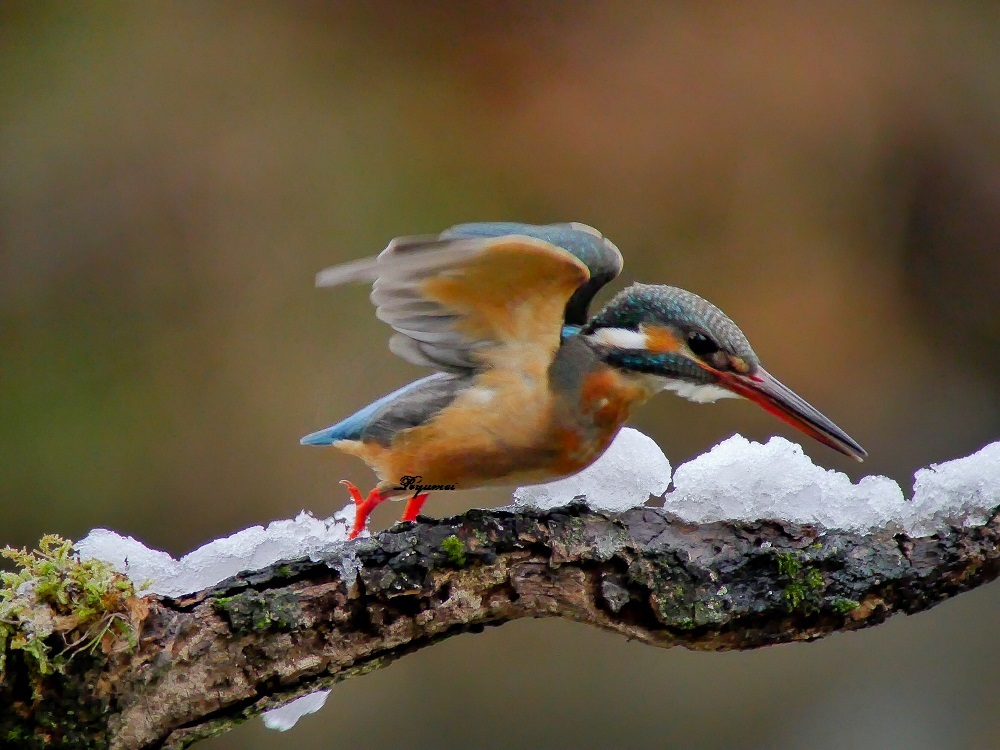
{"left": 314, "top": 222, "right": 622, "bottom": 372}
{"left": 388, "top": 335, "right": 474, "bottom": 370}
{"left": 314, "top": 238, "right": 472, "bottom": 287}
{"left": 361, "top": 372, "right": 469, "bottom": 446}
{"left": 316, "top": 235, "right": 496, "bottom": 372}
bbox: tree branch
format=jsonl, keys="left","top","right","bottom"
{"left": 3, "top": 501, "right": 999, "bottom": 749}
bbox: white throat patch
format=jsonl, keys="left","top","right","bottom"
{"left": 655, "top": 378, "right": 738, "bottom": 404}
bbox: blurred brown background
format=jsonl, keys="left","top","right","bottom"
{"left": 2, "top": 2, "right": 999, "bottom": 748}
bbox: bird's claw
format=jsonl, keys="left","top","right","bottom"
{"left": 400, "top": 493, "right": 429, "bottom": 523}
{"left": 340, "top": 480, "right": 385, "bottom": 540}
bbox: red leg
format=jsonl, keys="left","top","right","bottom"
{"left": 340, "top": 480, "right": 387, "bottom": 540}
{"left": 400, "top": 493, "right": 429, "bottom": 523}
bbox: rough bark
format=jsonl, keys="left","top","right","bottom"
{"left": 2, "top": 501, "right": 999, "bottom": 749}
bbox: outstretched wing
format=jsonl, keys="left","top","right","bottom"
{"left": 314, "top": 223, "right": 617, "bottom": 372}
{"left": 441, "top": 222, "right": 623, "bottom": 325}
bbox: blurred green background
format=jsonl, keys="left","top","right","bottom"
{"left": 2, "top": 2, "right": 999, "bottom": 748}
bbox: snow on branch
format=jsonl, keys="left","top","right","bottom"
{"left": 1, "top": 433, "right": 998, "bottom": 749}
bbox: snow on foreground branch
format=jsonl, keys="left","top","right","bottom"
{"left": 63, "top": 430, "right": 1000, "bottom": 738}
{"left": 78, "top": 430, "right": 1000, "bottom": 598}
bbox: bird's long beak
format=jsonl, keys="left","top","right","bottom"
{"left": 718, "top": 368, "right": 867, "bottom": 461}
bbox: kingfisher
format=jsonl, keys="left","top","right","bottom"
{"left": 302, "top": 222, "right": 866, "bottom": 539}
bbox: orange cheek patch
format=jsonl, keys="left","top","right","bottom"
{"left": 640, "top": 324, "right": 681, "bottom": 353}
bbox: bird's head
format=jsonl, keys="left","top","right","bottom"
{"left": 582, "top": 283, "right": 866, "bottom": 461}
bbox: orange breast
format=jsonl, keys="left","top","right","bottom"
{"left": 580, "top": 369, "right": 635, "bottom": 427}
{"left": 550, "top": 366, "right": 656, "bottom": 476}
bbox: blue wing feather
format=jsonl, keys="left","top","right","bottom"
{"left": 300, "top": 372, "right": 471, "bottom": 445}
{"left": 441, "top": 222, "right": 618, "bottom": 277}
{"left": 301, "top": 374, "right": 446, "bottom": 445}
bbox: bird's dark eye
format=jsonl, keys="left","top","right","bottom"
{"left": 687, "top": 331, "right": 720, "bottom": 357}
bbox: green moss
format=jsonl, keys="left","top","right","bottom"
{"left": 275, "top": 565, "right": 293, "bottom": 578}
{"left": 782, "top": 581, "right": 807, "bottom": 610}
{"left": 212, "top": 590, "right": 301, "bottom": 634}
{"left": 652, "top": 589, "right": 728, "bottom": 629}
{"left": 5, "top": 726, "right": 30, "bottom": 743}
{"left": 644, "top": 569, "right": 729, "bottom": 630}
{"left": 804, "top": 568, "right": 824, "bottom": 590}
{"left": 0, "top": 534, "right": 145, "bottom": 688}
{"left": 774, "top": 551, "right": 825, "bottom": 613}
{"left": 775, "top": 552, "right": 802, "bottom": 578}
{"left": 690, "top": 599, "right": 727, "bottom": 627}
{"left": 832, "top": 597, "right": 860, "bottom": 614}
{"left": 441, "top": 535, "right": 467, "bottom": 566}
{"left": 472, "top": 530, "right": 489, "bottom": 546}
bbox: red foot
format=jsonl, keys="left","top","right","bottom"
{"left": 400, "top": 493, "right": 429, "bottom": 523}
{"left": 340, "top": 480, "right": 387, "bottom": 540}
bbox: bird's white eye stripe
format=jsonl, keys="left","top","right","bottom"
{"left": 588, "top": 327, "right": 648, "bottom": 349}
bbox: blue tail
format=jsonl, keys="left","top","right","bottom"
{"left": 301, "top": 375, "right": 445, "bottom": 446}
{"left": 300, "top": 426, "right": 347, "bottom": 446}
